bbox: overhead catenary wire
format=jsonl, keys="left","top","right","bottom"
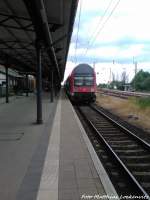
{"left": 83, "top": 0, "right": 114, "bottom": 56}
{"left": 84, "top": 0, "right": 121, "bottom": 57}
{"left": 74, "top": 0, "right": 83, "bottom": 64}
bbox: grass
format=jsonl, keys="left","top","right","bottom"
{"left": 130, "top": 97, "right": 150, "bottom": 109}
{"left": 96, "top": 94, "right": 150, "bottom": 131}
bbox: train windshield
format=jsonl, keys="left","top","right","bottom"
{"left": 74, "top": 76, "right": 94, "bottom": 86}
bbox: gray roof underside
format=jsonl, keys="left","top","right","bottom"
{"left": 0, "top": 0, "right": 78, "bottom": 82}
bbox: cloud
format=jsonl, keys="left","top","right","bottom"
{"left": 66, "top": 0, "right": 150, "bottom": 83}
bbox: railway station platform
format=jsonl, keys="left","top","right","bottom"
{"left": 0, "top": 90, "right": 118, "bottom": 200}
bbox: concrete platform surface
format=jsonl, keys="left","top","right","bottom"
{"left": 0, "top": 91, "right": 118, "bottom": 200}
{"left": 0, "top": 93, "right": 58, "bottom": 200}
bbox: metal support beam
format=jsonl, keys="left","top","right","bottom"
{"left": 36, "top": 40, "right": 43, "bottom": 124}
{"left": 54, "top": 83, "right": 57, "bottom": 97}
{"left": 50, "top": 68, "right": 54, "bottom": 103}
{"left": 5, "top": 66, "right": 9, "bottom": 103}
{"left": 23, "top": 0, "right": 61, "bottom": 81}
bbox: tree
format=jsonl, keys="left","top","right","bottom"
{"left": 98, "top": 83, "right": 107, "bottom": 88}
{"left": 141, "top": 77, "right": 150, "bottom": 91}
{"left": 131, "top": 70, "right": 150, "bottom": 91}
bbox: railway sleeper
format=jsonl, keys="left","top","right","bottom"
{"left": 113, "top": 148, "right": 145, "bottom": 153}
{"left": 114, "top": 149, "right": 147, "bottom": 155}
{"left": 110, "top": 146, "right": 143, "bottom": 151}
{"left": 127, "top": 166, "right": 150, "bottom": 173}
{"left": 133, "top": 171, "right": 150, "bottom": 176}
{"left": 94, "top": 125, "right": 117, "bottom": 128}
{"left": 141, "top": 182, "right": 150, "bottom": 189}
{"left": 108, "top": 140, "right": 133, "bottom": 144}
{"left": 111, "top": 144, "right": 138, "bottom": 148}
{"left": 127, "top": 163, "right": 150, "bottom": 167}
{"left": 120, "top": 158, "right": 150, "bottom": 165}
{"left": 105, "top": 137, "right": 130, "bottom": 141}
{"left": 120, "top": 154, "right": 150, "bottom": 160}
{"left": 94, "top": 122, "right": 110, "bottom": 125}
{"left": 95, "top": 124, "right": 117, "bottom": 128}
{"left": 103, "top": 137, "right": 132, "bottom": 141}
{"left": 100, "top": 132, "right": 123, "bottom": 136}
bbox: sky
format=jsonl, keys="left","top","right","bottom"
{"left": 64, "top": 0, "right": 150, "bottom": 84}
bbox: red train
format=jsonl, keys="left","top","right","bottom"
{"left": 64, "top": 63, "right": 96, "bottom": 103}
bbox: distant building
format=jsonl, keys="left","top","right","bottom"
{"left": 124, "top": 84, "right": 132, "bottom": 91}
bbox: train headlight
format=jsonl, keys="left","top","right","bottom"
{"left": 71, "top": 92, "right": 74, "bottom": 96}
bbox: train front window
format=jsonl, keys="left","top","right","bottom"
{"left": 74, "top": 77, "right": 84, "bottom": 86}
{"left": 74, "top": 76, "right": 94, "bottom": 86}
{"left": 84, "top": 77, "right": 93, "bottom": 86}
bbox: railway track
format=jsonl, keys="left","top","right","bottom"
{"left": 99, "top": 88, "right": 150, "bottom": 99}
{"left": 76, "top": 105, "right": 150, "bottom": 198}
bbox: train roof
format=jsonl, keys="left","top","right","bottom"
{"left": 73, "top": 63, "right": 94, "bottom": 74}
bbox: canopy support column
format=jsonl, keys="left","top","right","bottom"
{"left": 36, "top": 40, "right": 43, "bottom": 124}
{"left": 26, "top": 74, "right": 29, "bottom": 97}
{"left": 5, "top": 66, "right": 9, "bottom": 103}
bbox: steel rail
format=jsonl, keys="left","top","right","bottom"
{"left": 77, "top": 106, "right": 150, "bottom": 199}
{"left": 90, "top": 105, "right": 150, "bottom": 151}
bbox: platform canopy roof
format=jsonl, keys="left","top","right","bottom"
{"left": 0, "top": 0, "right": 78, "bottom": 81}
